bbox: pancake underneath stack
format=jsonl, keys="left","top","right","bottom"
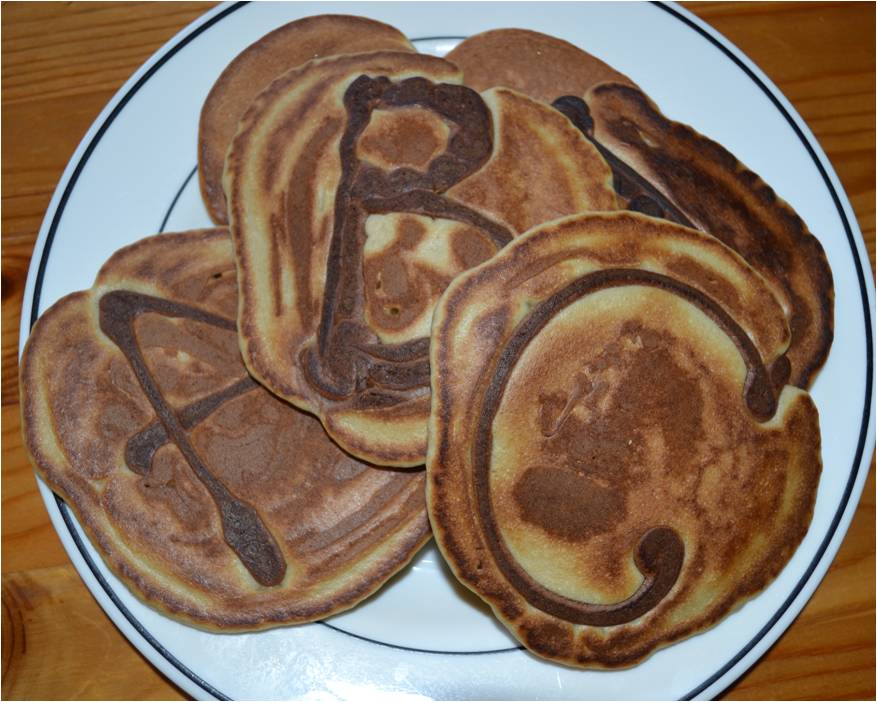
{"left": 449, "top": 27, "right": 834, "bottom": 388}
{"left": 20, "top": 229, "right": 430, "bottom": 630}
{"left": 572, "top": 82, "right": 834, "bottom": 388}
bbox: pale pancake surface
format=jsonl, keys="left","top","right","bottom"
{"left": 20, "top": 229, "right": 430, "bottom": 631}
{"left": 428, "top": 212, "right": 822, "bottom": 668}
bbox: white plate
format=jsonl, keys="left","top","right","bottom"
{"left": 20, "top": 2, "right": 875, "bottom": 700}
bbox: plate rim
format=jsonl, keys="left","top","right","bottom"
{"left": 19, "top": 1, "right": 875, "bottom": 700}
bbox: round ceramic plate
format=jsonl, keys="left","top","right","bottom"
{"left": 20, "top": 2, "right": 875, "bottom": 700}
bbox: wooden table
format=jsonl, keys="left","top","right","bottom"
{"left": 3, "top": 2, "right": 874, "bottom": 699}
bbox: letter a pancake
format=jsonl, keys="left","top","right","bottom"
{"left": 198, "top": 15, "right": 415, "bottom": 224}
{"left": 561, "top": 82, "right": 834, "bottom": 388}
{"left": 428, "top": 212, "right": 822, "bottom": 668}
{"left": 20, "top": 228, "right": 430, "bottom": 631}
{"left": 225, "top": 52, "right": 617, "bottom": 467}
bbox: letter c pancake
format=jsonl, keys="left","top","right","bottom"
{"left": 427, "top": 212, "right": 822, "bottom": 667}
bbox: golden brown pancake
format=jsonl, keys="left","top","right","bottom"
{"left": 428, "top": 211, "right": 822, "bottom": 668}
{"left": 20, "top": 229, "right": 430, "bottom": 631}
{"left": 225, "top": 52, "right": 618, "bottom": 467}
{"left": 554, "top": 82, "right": 834, "bottom": 388}
{"left": 198, "top": 15, "right": 415, "bottom": 224}
{"left": 445, "top": 28, "right": 637, "bottom": 104}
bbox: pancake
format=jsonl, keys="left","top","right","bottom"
{"left": 225, "top": 52, "right": 618, "bottom": 467}
{"left": 553, "top": 83, "right": 834, "bottom": 388}
{"left": 427, "top": 211, "right": 822, "bottom": 668}
{"left": 198, "top": 15, "right": 415, "bottom": 224}
{"left": 445, "top": 28, "right": 637, "bottom": 104}
{"left": 19, "top": 228, "right": 430, "bottom": 631}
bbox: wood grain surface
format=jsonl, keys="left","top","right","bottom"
{"left": 2, "top": 2, "right": 874, "bottom": 700}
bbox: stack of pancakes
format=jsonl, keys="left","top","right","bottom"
{"left": 21, "top": 15, "right": 831, "bottom": 668}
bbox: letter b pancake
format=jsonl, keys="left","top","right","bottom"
{"left": 225, "top": 51, "right": 617, "bottom": 467}
{"left": 427, "top": 212, "right": 822, "bottom": 667}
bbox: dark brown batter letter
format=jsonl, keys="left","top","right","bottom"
{"left": 552, "top": 96, "right": 694, "bottom": 226}
{"left": 302, "top": 76, "right": 513, "bottom": 404}
{"left": 99, "top": 290, "right": 286, "bottom": 587}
